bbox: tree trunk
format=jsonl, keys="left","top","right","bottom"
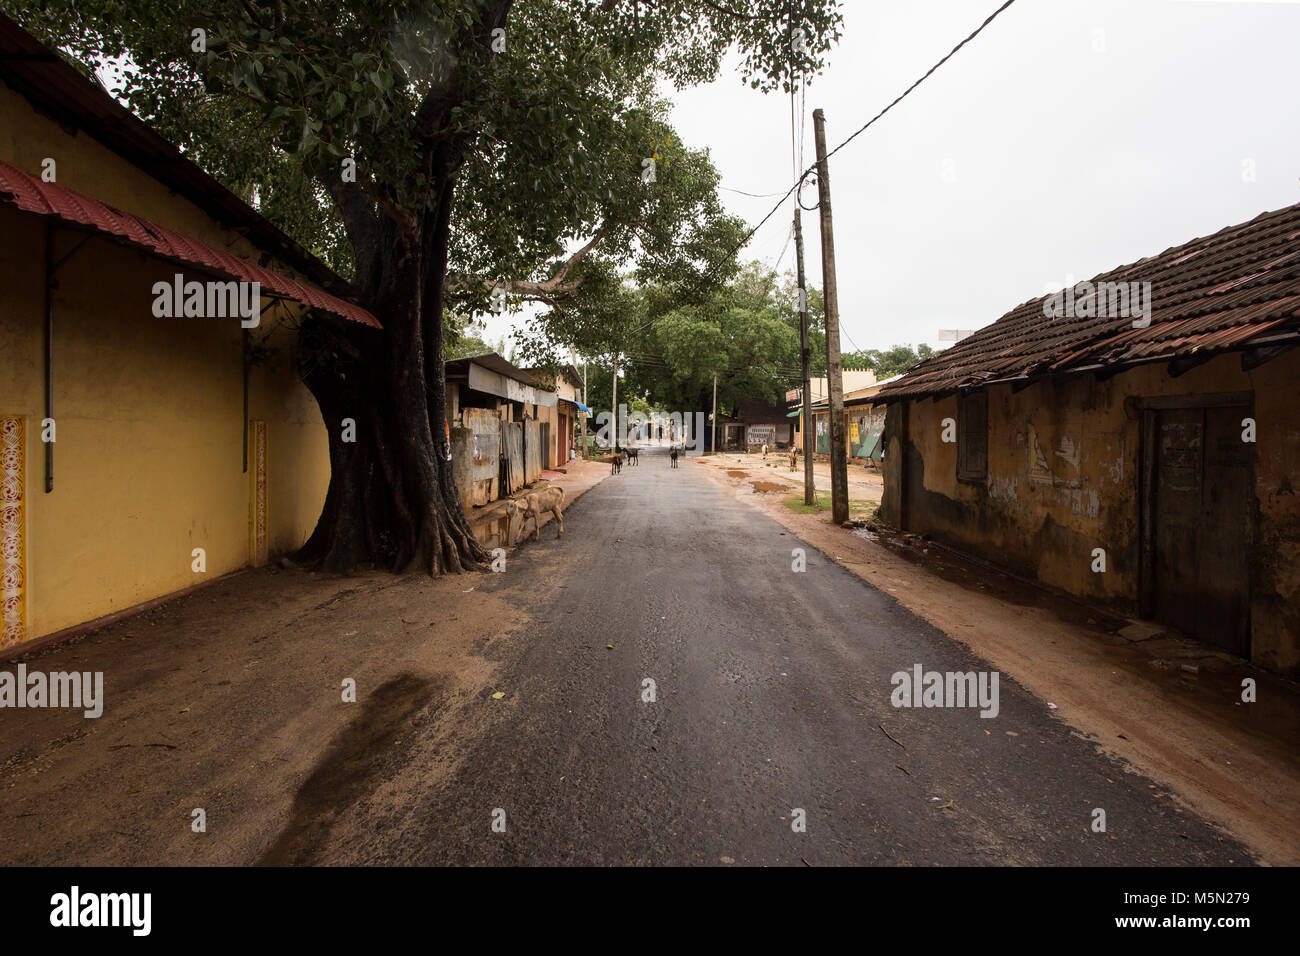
{"left": 293, "top": 183, "right": 486, "bottom": 576}
{"left": 292, "top": 0, "right": 511, "bottom": 577}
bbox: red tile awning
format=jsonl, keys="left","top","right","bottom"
{"left": 0, "top": 159, "right": 380, "bottom": 329}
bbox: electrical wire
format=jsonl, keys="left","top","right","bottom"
{"left": 720, "top": 185, "right": 788, "bottom": 198}
{"left": 772, "top": 222, "right": 795, "bottom": 271}
{"left": 621, "top": 0, "right": 1018, "bottom": 347}
{"left": 719, "top": 0, "right": 1019, "bottom": 279}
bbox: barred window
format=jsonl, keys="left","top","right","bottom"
{"left": 957, "top": 390, "right": 988, "bottom": 482}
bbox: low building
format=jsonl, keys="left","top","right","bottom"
{"left": 791, "top": 374, "right": 903, "bottom": 464}
{"left": 523, "top": 364, "right": 588, "bottom": 470}
{"left": 734, "top": 398, "right": 794, "bottom": 450}
{"left": 876, "top": 203, "right": 1300, "bottom": 676}
{"left": 0, "top": 16, "right": 379, "bottom": 657}
{"left": 785, "top": 370, "right": 878, "bottom": 409}
{"left": 445, "top": 353, "right": 558, "bottom": 507}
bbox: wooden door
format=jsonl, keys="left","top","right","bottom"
{"left": 1147, "top": 401, "right": 1252, "bottom": 655}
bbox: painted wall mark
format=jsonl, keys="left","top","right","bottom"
{"left": 250, "top": 420, "right": 268, "bottom": 567}
{"left": 1028, "top": 424, "right": 1052, "bottom": 484}
{"left": 1, "top": 416, "right": 26, "bottom": 647}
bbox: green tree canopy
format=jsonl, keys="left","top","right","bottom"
{"left": 9, "top": 0, "right": 844, "bottom": 573}
{"left": 845, "top": 343, "right": 938, "bottom": 379}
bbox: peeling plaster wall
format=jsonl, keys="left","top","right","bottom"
{"left": 881, "top": 350, "right": 1300, "bottom": 675}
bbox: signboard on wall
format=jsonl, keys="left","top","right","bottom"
{"left": 747, "top": 425, "right": 776, "bottom": 446}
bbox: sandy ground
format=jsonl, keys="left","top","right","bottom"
{"left": 0, "top": 468, "right": 609, "bottom": 866}
{"left": 712, "top": 450, "right": 885, "bottom": 503}
{"left": 697, "top": 453, "right": 1300, "bottom": 866}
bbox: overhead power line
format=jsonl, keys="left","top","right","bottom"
{"left": 720, "top": 185, "right": 788, "bottom": 199}
{"left": 725, "top": 0, "right": 1019, "bottom": 272}
{"left": 619, "top": 0, "right": 1018, "bottom": 346}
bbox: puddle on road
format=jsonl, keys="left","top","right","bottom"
{"left": 469, "top": 512, "right": 513, "bottom": 551}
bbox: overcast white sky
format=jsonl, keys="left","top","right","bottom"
{"left": 484, "top": 0, "right": 1300, "bottom": 359}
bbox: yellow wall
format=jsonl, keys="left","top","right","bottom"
{"left": 882, "top": 350, "right": 1300, "bottom": 674}
{"left": 0, "top": 80, "right": 333, "bottom": 648}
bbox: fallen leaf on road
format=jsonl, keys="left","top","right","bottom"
{"left": 491, "top": 692, "right": 505, "bottom": 700}
{"left": 606, "top": 644, "right": 614, "bottom": 649}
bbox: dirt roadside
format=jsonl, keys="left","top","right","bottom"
{"left": 710, "top": 450, "right": 885, "bottom": 502}
{"left": 0, "top": 465, "right": 608, "bottom": 865}
{"left": 696, "top": 454, "right": 1300, "bottom": 866}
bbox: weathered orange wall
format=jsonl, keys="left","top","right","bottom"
{"left": 881, "top": 350, "right": 1300, "bottom": 674}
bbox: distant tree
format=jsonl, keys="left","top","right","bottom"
{"left": 599, "top": 262, "right": 828, "bottom": 417}
{"left": 845, "top": 343, "right": 937, "bottom": 379}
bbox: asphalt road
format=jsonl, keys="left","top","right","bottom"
{"left": 394, "top": 444, "right": 1250, "bottom": 866}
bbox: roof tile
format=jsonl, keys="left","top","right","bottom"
{"left": 880, "top": 203, "right": 1300, "bottom": 399}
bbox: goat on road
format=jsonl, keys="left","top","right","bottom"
{"left": 505, "top": 486, "right": 566, "bottom": 543}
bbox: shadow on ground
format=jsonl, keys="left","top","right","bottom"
{"left": 258, "top": 673, "right": 447, "bottom": 865}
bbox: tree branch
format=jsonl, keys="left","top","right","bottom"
{"left": 445, "top": 221, "right": 615, "bottom": 306}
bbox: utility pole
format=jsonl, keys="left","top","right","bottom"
{"left": 813, "top": 108, "right": 849, "bottom": 525}
{"left": 793, "top": 203, "right": 815, "bottom": 506}
{"left": 611, "top": 352, "right": 619, "bottom": 452}
{"left": 711, "top": 371, "right": 718, "bottom": 456}
{"left": 580, "top": 359, "right": 588, "bottom": 459}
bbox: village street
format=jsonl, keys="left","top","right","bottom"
{"left": 0, "top": 445, "right": 1269, "bottom": 867}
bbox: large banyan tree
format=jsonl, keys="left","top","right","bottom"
{"left": 15, "top": 0, "right": 842, "bottom": 573}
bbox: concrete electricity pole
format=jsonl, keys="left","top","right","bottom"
{"left": 580, "top": 360, "right": 588, "bottom": 458}
{"left": 711, "top": 371, "right": 718, "bottom": 456}
{"left": 793, "top": 203, "right": 815, "bottom": 506}
{"left": 813, "top": 108, "right": 849, "bottom": 525}
{"left": 611, "top": 352, "right": 619, "bottom": 452}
